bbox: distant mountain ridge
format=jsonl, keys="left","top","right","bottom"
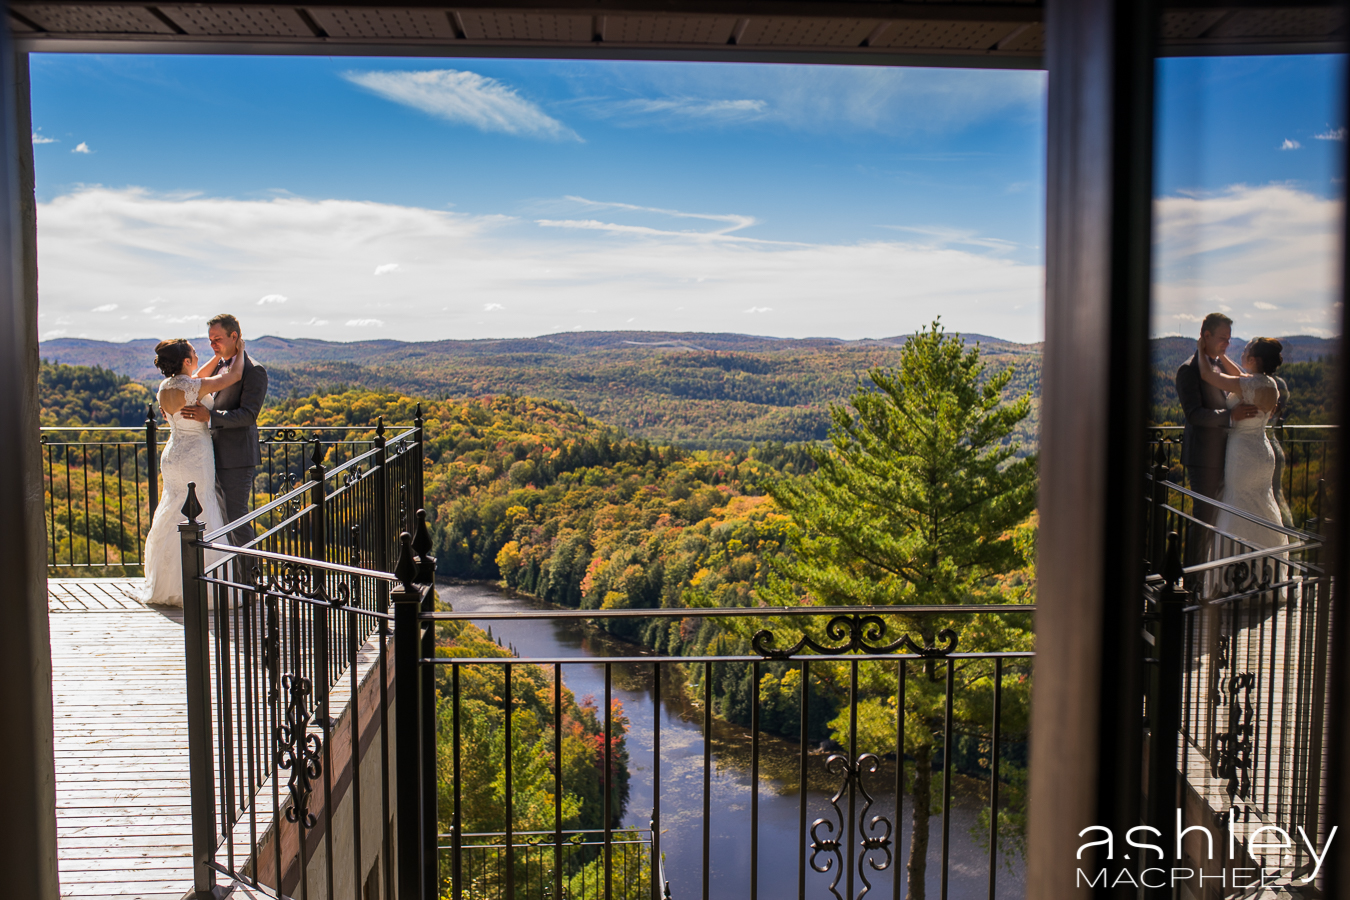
{"left": 40, "top": 330, "right": 1043, "bottom": 382}
{"left": 38, "top": 330, "right": 1332, "bottom": 447}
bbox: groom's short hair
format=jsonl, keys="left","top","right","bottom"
{"left": 208, "top": 313, "right": 241, "bottom": 337}
{"left": 1200, "top": 312, "right": 1232, "bottom": 334}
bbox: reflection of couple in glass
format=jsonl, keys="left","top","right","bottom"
{"left": 1176, "top": 312, "right": 1289, "bottom": 565}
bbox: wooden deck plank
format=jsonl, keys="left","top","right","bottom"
{"left": 49, "top": 579, "right": 197, "bottom": 898}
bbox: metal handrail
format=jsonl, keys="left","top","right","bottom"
{"left": 201, "top": 426, "right": 416, "bottom": 543}
{"left": 424, "top": 602, "right": 1036, "bottom": 621}
{"left": 1150, "top": 476, "right": 1319, "bottom": 541}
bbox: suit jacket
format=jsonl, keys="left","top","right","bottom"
{"left": 1175, "top": 354, "right": 1229, "bottom": 469}
{"left": 209, "top": 353, "right": 267, "bottom": 470}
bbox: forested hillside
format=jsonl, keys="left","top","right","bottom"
{"left": 42, "top": 330, "right": 1042, "bottom": 449}
{"left": 39, "top": 360, "right": 154, "bottom": 427}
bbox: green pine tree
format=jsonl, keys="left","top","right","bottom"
{"left": 764, "top": 319, "right": 1037, "bottom": 900}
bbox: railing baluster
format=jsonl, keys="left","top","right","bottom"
{"left": 454, "top": 662, "right": 464, "bottom": 900}
{"left": 940, "top": 658, "right": 954, "bottom": 900}
{"left": 553, "top": 662, "right": 561, "bottom": 900}
{"left": 988, "top": 658, "right": 1001, "bottom": 900}
{"left": 703, "top": 660, "right": 711, "bottom": 900}
{"left": 800, "top": 658, "right": 809, "bottom": 900}
{"left": 895, "top": 659, "right": 905, "bottom": 900}
{"left": 751, "top": 658, "right": 759, "bottom": 900}
{"left": 505, "top": 661, "right": 515, "bottom": 900}
{"left": 604, "top": 661, "right": 613, "bottom": 900}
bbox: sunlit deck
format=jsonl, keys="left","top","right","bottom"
{"left": 50, "top": 578, "right": 195, "bottom": 899}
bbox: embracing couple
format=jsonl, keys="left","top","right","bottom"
{"left": 135, "top": 313, "right": 269, "bottom": 606}
{"left": 1175, "top": 312, "right": 1289, "bottom": 565}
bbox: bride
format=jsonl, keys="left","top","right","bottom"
{"left": 1194, "top": 336, "right": 1289, "bottom": 555}
{"left": 135, "top": 337, "right": 246, "bottom": 606}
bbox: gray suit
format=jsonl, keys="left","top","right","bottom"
{"left": 209, "top": 353, "right": 267, "bottom": 547}
{"left": 1175, "top": 354, "right": 1229, "bottom": 563}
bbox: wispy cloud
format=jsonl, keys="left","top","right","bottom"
{"left": 569, "top": 64, "right": 1044, "bottom": 135}
{"left": 346, "top": 318, "right": 384, "bottom": 327}
{"left": 257, "top": 294, "right": 287, "bottom": 305}
{"left": 1280, "top": 138, "right": 1302, "bottom": 150}
{"left": 880, "top": 225, "right": 1019, "bottom": 253}
{"left": 1154, "top": 184, "right": 1342, "bottom": 337}
{"left": 344, "top": 69, "right": 579, "bottom": 141}
{"left": 1315, "top": 127, "right": 1346, "bottom": 141}
{"left": 484, "top": 303, "right": 505, "bottom": 311}
{"left": 92, "top": 303, "right": 117, "bottom": 312}
{"left": 745, "top": 306, "right": 772, "bottom": 313}
{"left": 593, "top": 97, "right": 769, "bottom": 124}
{"left": 373, "top": 263, "right": 400, "bottom": 275}
{"left": 32, "top": 131, "right": 57, "bottom": 145}
{"left": 72, "top": 142, "right": 91, "bottom": 154}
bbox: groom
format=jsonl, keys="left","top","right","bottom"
{"left": 179, "top": 313, "right": 268, "bottom": 547}
{"left": 1174, "top": 312, "right": 1259, "bottom": 563}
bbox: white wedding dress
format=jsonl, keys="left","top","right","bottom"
{"left": 135, "top": 375, "right": 230, "bottom": 607}
{"left": 1212, "top": 374, "right": 1289, "bottom": 553}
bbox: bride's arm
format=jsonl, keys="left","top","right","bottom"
{"left": 195, "top": 342, "right": 247, "bottom": 396}
{"left": 1194, "top": 340, "right": 1244, "bottom": 393}
{"left": 1216, "top": 354, "right": 1244, "bottom": 376}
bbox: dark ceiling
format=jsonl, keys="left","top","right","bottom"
{"left": 7, "top": 1, "right": 1345, "bottom": 65}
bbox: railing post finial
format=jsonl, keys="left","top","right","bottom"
{"left": 412, "top": 509, "right": 435, "bottom": 583}
{"left": 395, "top": 532, "right": 417, "bottom": 592}
{"left": 1163, "top": 530, "right": 1184, "bottom": 587}
{"left": 376, "top": 415, "right": 385, "bottom": 442}
{"left": 309, "top": 437, "right": 324, "bottom": 472}
{"left": 181, "top": 481, "right": 203, "bottom": 525}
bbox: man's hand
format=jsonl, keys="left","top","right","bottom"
{"left": 179, "top": 404, "right": 210, "bottom": 423}
{"left": 1232, "top": 403, "right": 1261, "bottom": 422}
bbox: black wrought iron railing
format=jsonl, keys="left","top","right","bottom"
{"left": 1148, "top": 424, "right": 1335, "bottom": 531}
{"left": 40, "top": 407, "right": 423, "bottom": 573}
{"left": 422, "top": 604, "right": 1033, "bottom": 900}
{"left": 177, "top": 445, "right": 1036, "bottom": 900}
{"left": 1141, "top": 475, "right": 1332, "bottom": 893}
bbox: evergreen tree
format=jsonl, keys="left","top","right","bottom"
{"left": 764, "top": 320, "right": 1036, "bottom": 900}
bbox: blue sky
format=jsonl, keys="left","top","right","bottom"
{"left": 26, "top": 52, "right": 1344, "bottom": 344}
{"left": 1153, "top": 54, "right": 1345, "bottom": 338}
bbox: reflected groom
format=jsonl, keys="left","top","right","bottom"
{"left": 1174, "top": 312, "right": 1259, "bottom": 563}
{"left": 179, "top": 313, "right": 268, "bottom": 547}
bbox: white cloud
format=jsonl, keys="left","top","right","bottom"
{"left": 573, "top": 64, "right": 1045, "bottom": 136}
{"left": 745, "top": 306, "right": 772, "bottom": 313}
{"left": 1316, "top": 127, "right": 1346, "bottom": 141}
{"left": 598, "top": 97, "right": 769, "bottom": 123}
{"left": 346, "top": 318, "right": 384, "bottom": 327}
{"left": 1280, "top": 139, "right": 1301, "bottom": 150}
{"left": 92, "top": 303, "right": 117, "bottom": 312}
{"left": 1154, "top": 184, "right": 1342, "bottom": 338}
{"left": 257, "top": 293, "right": 287, "bottom": 305}
{"left": 293, "top": 317, "right": 329, "bottom": 326}
{"left": 72, "top": 142, "right": 91, "bottom": 154}
{"left": 34, "top": 186, "right": 1045, "bottom": 343}
{"left": 32, "top": 131, "right": 57, "bottom": 145}
{"left": 344, "top": 69, "right": 579, "bottom": 141}
{"left": 373, "top": 263, "right": 400, "bottom": 276}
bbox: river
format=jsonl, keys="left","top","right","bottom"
{"left": 439, "top": 581, "right": 1026, "bottom": 900}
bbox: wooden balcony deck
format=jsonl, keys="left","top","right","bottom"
{"left": 50, "top": 577, "right": 196, "bottom": 899}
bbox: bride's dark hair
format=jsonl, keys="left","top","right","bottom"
{"left": 1246, "top": 337, "right": 1283, "bottom": 375}
{"left": 153, "top": 339, "right": 193, "bottom": 378}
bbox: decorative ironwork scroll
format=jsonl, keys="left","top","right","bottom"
{"left": 753, "top": 614, "right": 957, "bottom": 660}
{"left": 276, "top": 673, "right": 323, "bottom": 828}
{"left": 342, "top": 465, "right": 366, "bottom": 487}
{"left": 809, "top": 753, "right": 894, "bottom": 900}
{"left": 1214, "top": 557, "right": 1277, "bottom": 600}
{"left": 1213, "top": 672, "right": 1256, "bottom": 802}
